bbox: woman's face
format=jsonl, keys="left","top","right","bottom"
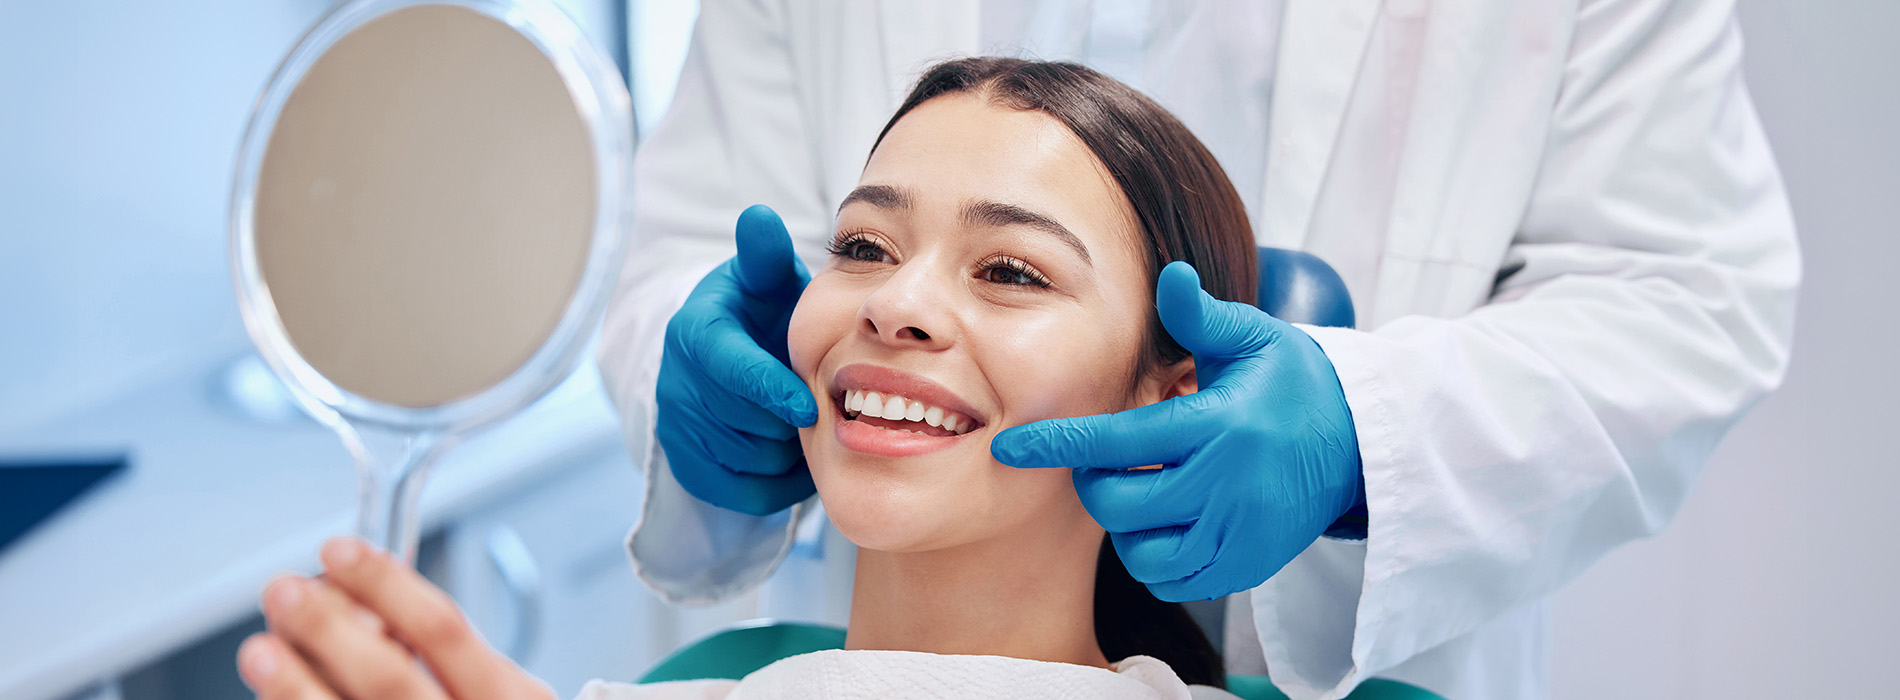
{"left": 788, "top": 93, "right": 1187, "bottom": 553}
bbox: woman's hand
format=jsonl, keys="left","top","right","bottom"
{"left": 237, "top": 537, "right": 557, "bottom": 700}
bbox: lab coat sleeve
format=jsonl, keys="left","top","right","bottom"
{"left": 1252, "top": 2, "right": 1800, "bottom": 698}
{"left": 595, "top": 0, "right": 834, "bottom": 606}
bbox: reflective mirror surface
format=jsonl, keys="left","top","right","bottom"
{"left": 232, "top": 0, "right": 632, "bottom": 562}
{"left": 255, "top": 4, "right": 595, "bottom": 408}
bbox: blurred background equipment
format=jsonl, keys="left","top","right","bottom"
{"left": 0, "top": 455, "right": 127, "bottom": 553}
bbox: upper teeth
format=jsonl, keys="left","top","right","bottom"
{"left": 844, "top": 389, "right": 975, "bottom": 434}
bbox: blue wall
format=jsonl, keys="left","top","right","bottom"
{"left": 0, "top": 0, "right": 650, "bottom": 436}
{"left": 0, "top": 1, "right": 330, "bottom": 433}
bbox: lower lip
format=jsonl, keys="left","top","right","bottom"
{"left": 832, "top": 409, "right": 972, "bottom": 458}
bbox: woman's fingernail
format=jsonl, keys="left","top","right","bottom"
{"left": 241, "top": 637, "right": 280, "bottom": 679}
{"left": 269, "top": 578, "right": 304, "bottom": 610}
{"left": 324, "top": 538, "right": 362, "bottom": 568}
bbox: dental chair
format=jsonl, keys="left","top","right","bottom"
{"left": 638, "top": 248, "right": 1441, "bottom": 700}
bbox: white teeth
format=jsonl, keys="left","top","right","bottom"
{"left": 840, "top": 388, "right": 977, "bottom": 435}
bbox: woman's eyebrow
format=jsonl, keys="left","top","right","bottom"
{"left": 962, "top": 200, "right": 1092, "bottom": 265}
{"left": 838, "top": 185, "right": 1093, "bottom": 266}
{"left": 839, "top": 184, "right": 913, "bottom": 211}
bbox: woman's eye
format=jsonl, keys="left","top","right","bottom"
{"left": 827, "top": 233, "right": 893, "bottom": 264}
{"left": 847, "top": 242, "right": 889, "bottom": 263}
{"left": 978, "top": 257, "right": 1052, "bottom": 288}
{"left": 984, "top": 266, "right": 1033, "bottom": 285}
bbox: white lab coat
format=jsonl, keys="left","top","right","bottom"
{"left": 595, "top": 1, "right": 1800, "bottom": 699}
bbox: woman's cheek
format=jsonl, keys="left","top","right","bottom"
{"left": 786, "top": 279, "right": 835, "bottom": 380}
{"left": 787, "top": 309, "right": 817, "bottom": 381}
{"left": 984, "top": 315, "right": 1127, "bottom": 422}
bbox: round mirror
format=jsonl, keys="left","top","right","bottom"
{"left": 230, "top": 0, "right": 631, "bottom": 563}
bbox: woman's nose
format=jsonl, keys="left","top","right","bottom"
{"left": 859, "top": 264, "right": 953, "bottom": 349}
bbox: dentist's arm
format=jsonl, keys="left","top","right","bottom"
{"left": 595, "top": 0, "right": 834, "bottom": 605}
{"left": 998, "top": 2, "right": 1798, "bottom": 697}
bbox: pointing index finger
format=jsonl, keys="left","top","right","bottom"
{"left": 679, "top": 310, "right": 818, "bottom": 427}
{"left": 991, "top": 395, "right": 1210, "bottom": 470}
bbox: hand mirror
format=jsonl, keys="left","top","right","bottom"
{"left": 230, "top": 0, "right": 631, "bottom": 563}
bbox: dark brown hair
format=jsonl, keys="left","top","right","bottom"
{"left": 868, "top": 57, "right": 1257, "bottom": 688}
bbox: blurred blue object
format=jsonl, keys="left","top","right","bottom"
{"left": 0, "top": 455, "right": 127, "bottom": 553}
{"left": 1257, "top": 247, "right": 1356, "bottom": 328}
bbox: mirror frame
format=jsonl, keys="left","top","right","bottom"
{"left": 229, "top": 0, "right": 633, "bottom": 435}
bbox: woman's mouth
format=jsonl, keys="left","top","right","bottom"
{"left": 840, "top": 389, "right": 976, "bottom": 437}
{"left": 827, "top": 364, "right": 988, "bottom": 457}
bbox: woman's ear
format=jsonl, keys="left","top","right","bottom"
{"left": 1161, "top": 357, "right": 1197, "bottom": 401}
{"left": 1136, "top": 357, "right": 1198, "bottom": 406}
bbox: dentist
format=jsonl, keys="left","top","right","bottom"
{"left": 597, "top": 2, "right": 1799, "bottom": 699}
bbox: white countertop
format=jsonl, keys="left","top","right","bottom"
{"left": 0, "top": 348, "right": 623, "bottom": 700}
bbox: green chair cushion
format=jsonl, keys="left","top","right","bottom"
{"left": 1225, "top": 675, "right": 1445, "bottom": 700}
{"left": 638, "top": 623, "right": 1443, "bottom": 700}
{"left": 639, "top": 622, "right": 849, "bottom": 684}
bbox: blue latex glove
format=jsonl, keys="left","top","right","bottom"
{"left": 656, "top": 205, "right": 818, "bottom": 516}
{"left": 992, "top": 261, "right": 1366, "bottom": 601}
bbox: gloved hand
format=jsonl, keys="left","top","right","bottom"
{"left": 991, "top": 261, "right": 1366, "bottom": 602}
{"left": 656, "top": 205, "right": 818, "bottom": 516}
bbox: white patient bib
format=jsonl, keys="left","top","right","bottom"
{"left": 576, "top": 649, "right": 1240, "bottom": 700}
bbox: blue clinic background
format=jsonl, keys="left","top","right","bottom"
{"left": 0, "top": 0, "right": 688, "bottom": 431}
{"left": 0, "top": 2, "right": 724, "bottom": 700}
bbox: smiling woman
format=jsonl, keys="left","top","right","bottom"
{"left": 236, "top": 58, "right": 1260, "bottom": 700}
{"left": 778, "top": 57, "right": 1257, "bottom": 693}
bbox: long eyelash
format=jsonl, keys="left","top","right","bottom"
{"left": 979, "top": 254, "right": 1053, "bottom": 288}
{"left": 826, "top": 230, "right": 876, "bottom": 256}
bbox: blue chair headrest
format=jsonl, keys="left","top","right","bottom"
{"left": 1255, "top": 247, "right": 1355, "bottom": 329}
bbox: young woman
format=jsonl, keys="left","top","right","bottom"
{"left": 237, "top": 57, "right": 1260, "bottom": 700}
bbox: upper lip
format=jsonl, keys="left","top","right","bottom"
{"left": 831, "top": 363, "right": 987, "bottom": 428}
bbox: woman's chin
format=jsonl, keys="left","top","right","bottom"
{"left": 834, "top": 522, "right": 938, "bottom": 554}
{"left": 816, "top": 480, "right": 966, "bottom": 553}
{"left": 807, "top": 438, "right": 983, "bottom": 552}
